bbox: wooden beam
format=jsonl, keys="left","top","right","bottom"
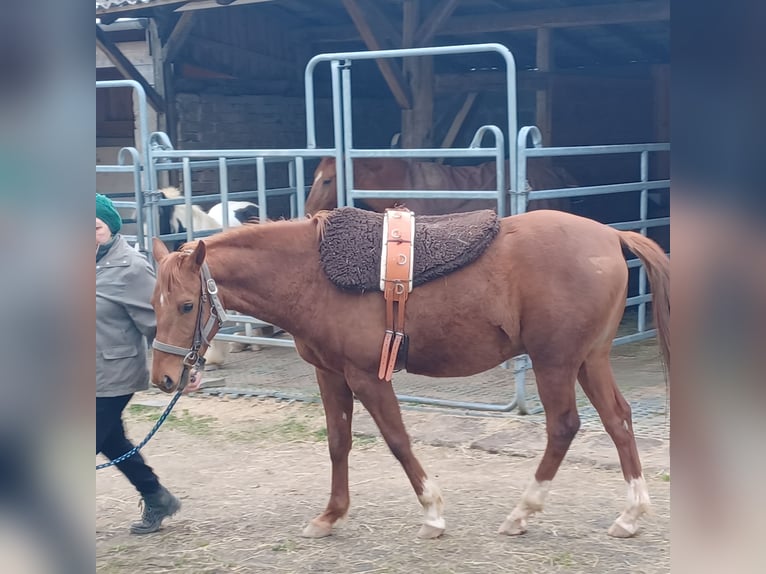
{"left": 359, "top": 0, "right": 402, "bottom": 48}
{"left": 439, "top": 0, "right": 670, "bottom": 34}
{"left": 312, "top": 1, "right": 669, "bottom": 41}
{"left": 162, "top": 12, "right": 196, "bottom": 62}
{"left": 402, "top": 0, "right": 419, "bottom": 49}
{"left": 341, "top": 0, "right": 412, "bottom": 109}
{"left": 434, "top": 63, "right": 656, "bottom": 93}
{"left": 189, "top": 36, "right": 292, "bottom": 64}
{"left": 535, "top": 27, "right": 553, "bottom": 146}
{"left": 95, "top": 24, "right": 165, "bottom": 112}
{"left": 439, "top": 91, "right": 477, "bottom": 151}
{"left": 414, "top": 0, "right": 460, "bottom": 48}
{"left": 604, "top": 24, "right": 668, "bottom": 61}
{"left": 401, "top": 1, "right": 433, "bottom": 148}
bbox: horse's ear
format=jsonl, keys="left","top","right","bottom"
{"left": 153, "top": 237, "right": 170, "bottom": 262}
{"left": 191, "top": 240, "right": 207, "bottom": 268}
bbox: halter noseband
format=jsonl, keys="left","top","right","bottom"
{"left": 152, "top": 261, "right": 228, "bottom": 388}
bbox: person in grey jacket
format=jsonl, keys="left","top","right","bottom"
{"left": 96, "top": 193, "right": 199, "bottom": 534}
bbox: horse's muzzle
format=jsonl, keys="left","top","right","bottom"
{"left": 159, "top": 375, "right": 176, "bottom": 393}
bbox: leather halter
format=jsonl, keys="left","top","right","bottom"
{"left": 152, "top": 261, "right": 228, "bottom": 389}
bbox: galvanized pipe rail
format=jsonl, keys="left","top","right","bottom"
{"left": 305, "top": 43, "right": 519, "bottom": 215}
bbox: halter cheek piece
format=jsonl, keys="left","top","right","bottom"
{"left": 152, "top": 261, "right": 228, "bottom": 389}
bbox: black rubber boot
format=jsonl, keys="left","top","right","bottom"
{"left": 130, "top": 486, "right": 181, "bottom": 535}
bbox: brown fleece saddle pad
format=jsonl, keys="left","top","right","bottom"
{"left": 319, "top": 207, "right": 500, "bottom": 291}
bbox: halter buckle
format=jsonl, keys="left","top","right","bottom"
{"left": 183, "top": 350, "right": 200, "bottom": 367}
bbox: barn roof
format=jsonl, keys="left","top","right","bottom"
{"left": 97, "top": 0, "right": 155, "bottom": 10}
{"left": 96, "top": 0, "right": 669, "bottom": 72}
{"left": 97, "top": 0, "right": 187, "bottom": 14}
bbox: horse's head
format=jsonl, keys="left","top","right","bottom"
{"left": 150, "top": 237, "right": 221, "bottom": 393}
{"left": 305, "top": 157, "right": 339, "bottom": 215}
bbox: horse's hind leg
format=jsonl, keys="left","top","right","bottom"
{"left": 577, "top": 348, "right": 650, "bottom": 537}
{"left": 346, "top": 367, "right": 445, "bottom": 539}
{"left": 499, "top": 363, "right": 580, "bottom": 536}
{"left": 302, "top": 368, "right": 354, "bottom": 538}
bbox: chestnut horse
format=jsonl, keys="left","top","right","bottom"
{"left": 305, "top": 157, "right": 577, "bottom": 215}
{"left": 150, "top": 208, "right": 669, "bottom": 540}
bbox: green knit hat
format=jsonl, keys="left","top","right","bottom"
{"left": 96, "top": 193, "right": 122, "bottom": 235}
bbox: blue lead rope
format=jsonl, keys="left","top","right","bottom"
{"left": 96, "top": 389, "right": 184, "bottom": 470}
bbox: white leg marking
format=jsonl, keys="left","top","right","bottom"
{"left": 608, "top": 475, "right": 651, "bottom": 538}
{"left": 498, "top": 479, "right": 551, "bottom": 535}
{"left": 417, "top": 478, "right": 445, "bottom": 538}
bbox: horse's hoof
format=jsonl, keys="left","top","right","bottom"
{"left": 608, "top": 519, "right": 638, "bottom": 538}
{"left": 417, "top": 523, "right": 445, "bottom": 539}
{"left": 498, "top": 518, "right": 527, "bottom": 536}
{"left": 301, "top": 520, "right": 333, "bottom": 538}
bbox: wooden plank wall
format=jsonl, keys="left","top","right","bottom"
{"left": 96, "top": 71, "right": 135, "bottom": 147}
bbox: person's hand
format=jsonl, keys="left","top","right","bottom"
{"left": 183, "top": 369, "right": 203, "bottom": 394}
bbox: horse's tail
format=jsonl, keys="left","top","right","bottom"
{"left": 618, "top": 231, "right": 670, "bottom": 371}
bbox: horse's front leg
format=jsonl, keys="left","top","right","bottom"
{"left": 346, "top": 366, "right": 445, "bottom": 539}
{"left": 302, "top": 368, "right": 354, "bottom": 538}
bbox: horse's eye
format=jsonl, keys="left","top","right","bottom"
{"left": 181, "top": 302, "right": 194, "bottom": 313}
{"left": 323, "top": 179, "right": 332, "bottom": 185}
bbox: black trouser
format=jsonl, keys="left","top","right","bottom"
{"left": 97, "top": 394, "right": 160, "bottom": 496}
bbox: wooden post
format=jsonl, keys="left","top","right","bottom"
{"left": 401, "top": 0, "right": 434, "bottom": 149}
{"left": 148, "top": 17, "right": 181, "bottom": 150}
{"left": 148, "top": 19, "right": 168, "bottom": 136}
{"left": 342, "top": 0, "right": 412, "bottom": 109}
{"left": 652, "top": 64, "right": 670, "bottom": 178}
{"left": 536, "top": 27, "right": 553, "bottom": 146}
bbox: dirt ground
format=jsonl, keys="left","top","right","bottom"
{"left": 97, "top": 344, "right": 670, "bottom": 574}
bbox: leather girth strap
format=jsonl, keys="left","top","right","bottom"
{"left": 378, "top": 208, "right": 415, "bottom": 382}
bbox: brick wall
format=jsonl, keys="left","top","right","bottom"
{"left": 176, "top": 93, "right": 308, "bottom": 217}
{"left": 175, "top": 92, "right": 403, "bottom": 217}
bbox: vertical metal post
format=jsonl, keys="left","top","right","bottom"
{"left": 504, "top": 50, "right": 518, "bottom": 203}
{"left": 256, "top": 157, "right": 267, "bottom": 222}
{"left": 288, "top": 160, "right": 297, "bottom": 218}
{"left": 182, "top": 157, "right": 194, "bottom": 243}
{"left": 219, "top": 157, "right": 230, "bottom": 228}
{"left": 341, "top": 62, "right": 355, "bottom": 208}
{"left": 295, "top": 157, "right": 306, "bottom": 218}
{"left": 638, "top": 150, "right": 649, "bottom": 332}
{"left": 515, "top": 126, "right": 542, "bottom": 215}
{"left": 495, "top": 139, "right": 506, "bottom": 216}
{"left": 513, "top": 355, "right": 529, "bottom": 415}
{"left": 305, "top": 61, "right": 318, "bottom": 149}
{"left": 330, "top": 60, "right": 346, "bottom": 209}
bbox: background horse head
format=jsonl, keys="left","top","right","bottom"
{"left": 305, "top": 157, "right": 577, "bottom": 216}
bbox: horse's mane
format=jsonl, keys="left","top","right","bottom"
{"left": 313, "top": 210, "right": 331, "bottom": 241}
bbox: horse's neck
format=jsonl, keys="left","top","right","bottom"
{"left": 206, "top": 224, "right": 321, "bottom": 336}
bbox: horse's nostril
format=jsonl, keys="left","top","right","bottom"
{"left": 162, "top": 376, "right": 175, "bottom": 391}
